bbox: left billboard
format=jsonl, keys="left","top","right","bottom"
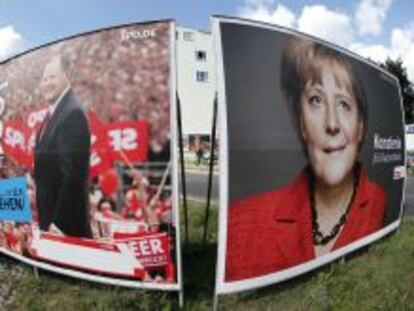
{"left": 0, "top": 20, "right": 182, "bottom": 291}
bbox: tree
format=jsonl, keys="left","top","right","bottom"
{"left": 381, "top": 58, "right": 414, "bottom": 124}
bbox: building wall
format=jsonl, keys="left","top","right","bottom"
{"left": 176, "top": 27, "right": 216, "bottom": 135}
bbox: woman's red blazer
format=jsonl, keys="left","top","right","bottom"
{"left": 225, "top": 169, "right": 387, "bottom": 282}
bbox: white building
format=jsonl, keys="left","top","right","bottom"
{"left": 407, "top": 125, "right": 414, "bottom": 150}
{"left": 176, "top": 27, "right": 216, "bottom": 136}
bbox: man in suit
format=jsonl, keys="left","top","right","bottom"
{"left": 34, "top": 55, "right": 92, "bottom": 238}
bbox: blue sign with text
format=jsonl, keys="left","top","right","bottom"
{"left": 0, "top": 177, "right": 31, "bottom": 222}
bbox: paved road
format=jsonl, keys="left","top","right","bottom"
{"left": 403, "top": 177, "right": 414, "bottom": 217}
{"left": 184, "top": 171, "right": 414, "bottom": 218}
{"left": 182, "top": 171, "right": 218, "bottom": 202}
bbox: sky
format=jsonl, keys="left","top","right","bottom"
{"left": 0, "top": 0, "right": 413, "bottom": 81}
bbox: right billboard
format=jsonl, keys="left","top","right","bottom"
{"left": 213, "top": 17, "right": 406, "bottom": 294}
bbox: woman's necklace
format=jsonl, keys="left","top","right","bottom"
{"left": 310, "top": 166, "right": 359, "bottom": 246}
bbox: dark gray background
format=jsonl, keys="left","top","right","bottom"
{"left": 221, "top": 22, "right": 405, "bottom": 225}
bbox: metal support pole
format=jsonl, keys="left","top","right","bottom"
{"left": 203, "top": 94, "right": 218, "bottom": 246}
{"left": 176, "top": 93, "right": 189, "bottom": 244}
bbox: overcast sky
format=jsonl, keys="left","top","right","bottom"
{"left": 0, "top": 0, "right": 413, "bottom": 81}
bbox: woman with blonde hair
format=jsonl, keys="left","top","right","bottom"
{"left": 226, "top": 37, "right": 387, "bottom": 281}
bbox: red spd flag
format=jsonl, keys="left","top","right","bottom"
{"left": 1, "top": 120, "right": 35, "bottom": 169}
{"left": 116, "top": 232, "right": 171, "bottom": 268}
{"left": 88, "top": 112, "right": 112, "bottom": 178}
{"left": 87, "top": 112, "right": 149, "bottom": 176}
{"left": 107, "top": 121, "right": 149, "bottom": 163}
{"left": 27, "top": 108, "right": 48, "bottom": 129}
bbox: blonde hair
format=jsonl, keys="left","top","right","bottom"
{"left": 281, "top": 37, "right": 367, "bottom": 132}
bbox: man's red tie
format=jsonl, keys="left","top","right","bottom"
{"left": 38, "top": 112, "right": 51, "bottom": 140}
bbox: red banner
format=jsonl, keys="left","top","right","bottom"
{"left": 88, "top": 112, "right": 112, "bottom": 178}
{"left": 88, "top": 112, "right": 149, "bottom": 177}
{"left": 116, "top": 232, "right": 171, "bottom": 268}
{"left": 107, "top": 120, "right": 149, "bottom": 164}
{"left": 27, "top": 108, "right": 48, "bottom": 129}
{"left": 115, "top": 232, "right": 171, "bottom": 268}
{"left": 2, "top": 111, "right": 149, "bottom": 174}
{"left": 1, "top": 120, "right": 35, "bottom": 169}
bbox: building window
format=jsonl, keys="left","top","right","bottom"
{"left": 195, "top": 50, "right": 207, "bottom": 61}
{"left": 183, "top": 31, "right": 194, "bottom": 41}
{"left": 196, "top": 71, "right": 209, "bottom": 83}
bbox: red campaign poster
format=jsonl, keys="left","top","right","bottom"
{"left": 0, "top": 20, "right": 181, "bottom": 291}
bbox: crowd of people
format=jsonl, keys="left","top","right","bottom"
{"left": 90, "top": 165, "right": 173, "bottom": 240}
{"left": 0, "top": 22, "right": 171, "bottom": 159}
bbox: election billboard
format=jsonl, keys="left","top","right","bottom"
{"left": 213, "top": 17, "right": 405, "bottom": 294}
{"left": 0, "top": 20, "right": 182, "bottom": 291}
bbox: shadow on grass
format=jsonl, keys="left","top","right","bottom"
{"left": 182, "top": 242, "right": 217, "bottom": 300}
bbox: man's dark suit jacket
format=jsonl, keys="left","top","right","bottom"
{"left": 34, "top": 89, "right": 92, "bottom": 238}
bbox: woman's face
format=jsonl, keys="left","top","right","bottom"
{"left": 299, "top": 63, "right": 363, "bottom": 187}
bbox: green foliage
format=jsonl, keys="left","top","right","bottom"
{"left": 381, "top": 58, "right": 414, "bottom": 124}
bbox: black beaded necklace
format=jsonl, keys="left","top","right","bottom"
{"left": 310, "top": 165, "right": 360, "bottom": 246}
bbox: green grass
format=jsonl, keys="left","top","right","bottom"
{"left": 217, "top": 222, "right": 414, "bottom": 311}
{"left": 2, "top": 202, "right": 414, "bottom": 310}
{"left": 183, "top": 152, "right": 218, "bottom": 173}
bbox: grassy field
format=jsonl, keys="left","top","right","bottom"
{"left": 183, "top": 152, "right": 218, "bottom": 173}
{"left": 1, "top": 201, "right": 414, "bottom": 310}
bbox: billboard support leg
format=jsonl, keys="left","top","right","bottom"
{"left": 178, "top": 290, "right": 184, "bottom": 309}
{"left": 203, "top": 94, "right": 218, "bottom": 247}
{"left": 33, "top": 267, "right": 39, "bottom": 280}
{"left": 213, "top": 293, "right": 219, "bottom": 311}
{"left": 177, "top": 93, "right": 189, "bottom": 245}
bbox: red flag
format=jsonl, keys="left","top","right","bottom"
{"left": 1, "top": 120, "right": 35, "bottom": 169}
{"left": 107, "top": 121, "right": 149, "bottom": 164}
{"left": 27, "top": 108, "right": 48, "bottom": 129}
{"left": 99, "top": 168, "right": 120, "bottom": 197}
{"left": 88, "top": 111, "right": 112, "bottom": 179}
